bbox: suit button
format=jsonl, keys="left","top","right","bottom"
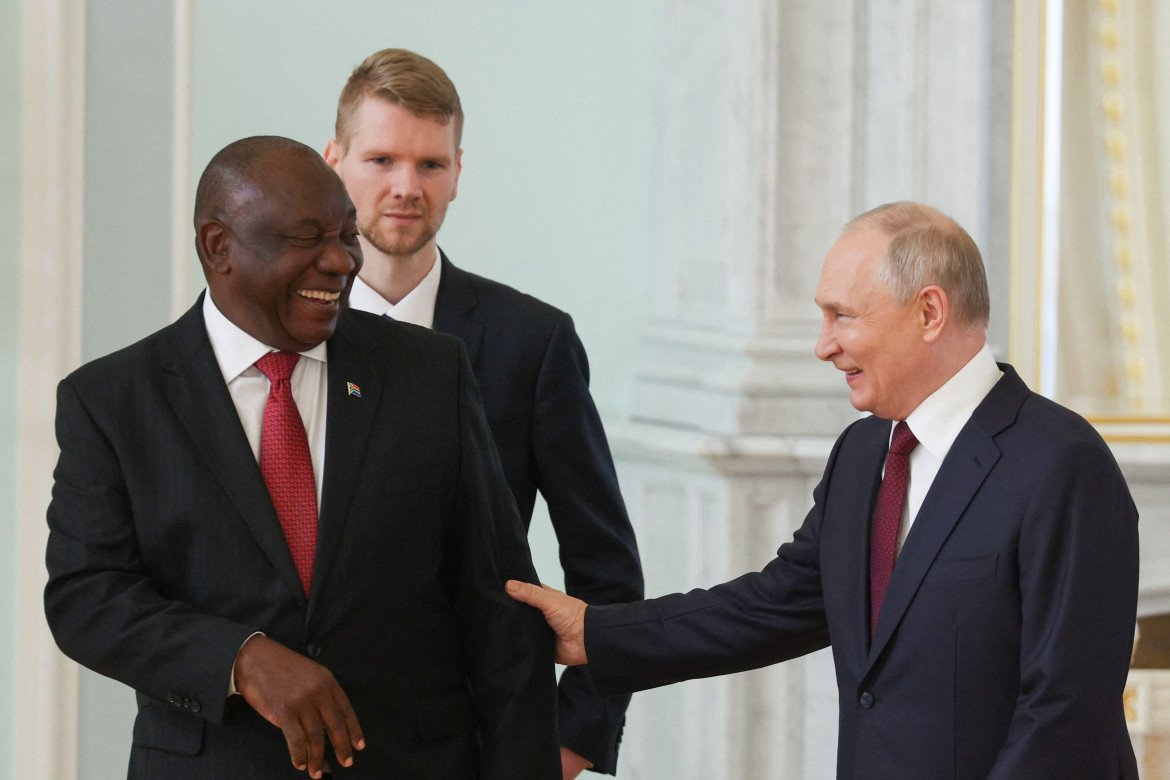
{"left": 188, "top": 699, "right": 201, "bottom": 713}
{"left": 167, "top": 693, "right": 182, "bottom": 707}
{"left": 859, "top": 692, "right": 874, "bottom": 708}
{"left": 307, "top": 642, "right": 321, "bottom": 658}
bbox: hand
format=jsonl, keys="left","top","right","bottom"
{"left": 233, "top": 635, "right": 365, "bottom": 779}
{"left": 505, "top": 581, "right": 588, "bottom": 665}
{"left": 561, "top": 745, "right": 593, "bottom": 779}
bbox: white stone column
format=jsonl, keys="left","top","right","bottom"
{"left": 16, "top": 1, "right": 86, "bottom": 777}
{"left": 614, "top": 1, "right": 1015, "bottom": 777}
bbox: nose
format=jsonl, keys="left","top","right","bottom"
{"left": 814, "top": 319, "right": 837, "bottom": 362}
{"left": 320, "top": 236, "right": 361, "bottom": 277}
{"left": 388, "top": 164, "right": 422, "bottom": 200}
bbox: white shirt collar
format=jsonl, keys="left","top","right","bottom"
{"left": 347, "top": 247, "right": 442, "bottom": 329}
{"left": 201, "top": 290, "right": 328, "bottom": 384}
{"left": 902, "top": 341, "right": 1002, "bottom": 462}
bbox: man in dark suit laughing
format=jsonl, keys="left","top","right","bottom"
{"left": 44, "top": 135, "right": 558, "bottom": 779}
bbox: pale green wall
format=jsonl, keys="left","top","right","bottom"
{"left": 0, "top": 0, "right": 20, "bottom": 773}
{"left": 77, "top": 3, "right": 180, "bottom": 776}
{"left": 191, "top": 0, "right": 665, "bottom": 421}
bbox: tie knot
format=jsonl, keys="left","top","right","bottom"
{"left": 256, "top": 351, "right": 301, "bottom": 383}
{"left": 890, "top": 421, "right": 918, "bottom": 456}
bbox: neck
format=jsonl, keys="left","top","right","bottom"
{"left": 357, "top": 238, "right": 438, "bottom": 305}
{"left": 923, "top": 330, "right": 987, "bottom": 397}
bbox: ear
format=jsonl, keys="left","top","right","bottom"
{"left": 450, "top": 147, "right": 463, "bottom": 202}
{"left": 196, "top": 220, "right": 233, "bottom": 276}
{"left": 323, "top": 139, "right": 342, "bottom": 170}
{"left": 917, "top": 285, "right": 948, "bottom": 343}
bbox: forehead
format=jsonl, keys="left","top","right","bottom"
{"left": 815, "top": 227, "right": 890, "bottom": 304}
{"left": 348, "top": 96, "right": 456, "bottom": 150}
{"left": 239, "top": 155, "right": 355, "bottom": 227}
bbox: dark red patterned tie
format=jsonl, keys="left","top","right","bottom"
{"left": 869, "top": 421, "right": 918, "bottom": 636}
{"left": 256, "top": 351, "right": 317, "bottom": 596}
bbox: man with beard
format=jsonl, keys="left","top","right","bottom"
{"left": 325, "top": 49, "right": 644, "bottom": 778}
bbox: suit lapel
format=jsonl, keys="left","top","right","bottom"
{"left": 828, "top": 420, "right": 889, "bottom": 671}
{"left": 432, "top": 252, "right": 485, "bottom": 365}
{"left": 160, "top": 299, "right": 306, "bottom": 602}
{"left": 309, "top": 313, "right": 382, "bottom": 613}
{"left": 863, "top": 366, "right": 1026, "bottom": 673}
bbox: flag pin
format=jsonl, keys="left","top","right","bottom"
{"left": 347, "top": 382, "right": 361, "bottom": 397}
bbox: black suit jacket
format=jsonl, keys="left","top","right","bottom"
{"left": 585, "top": 365, "right": 1139, "bottom": 779}
{"left": 433, "top": 254, "right": 643, "bottom": 773}
{"left": 44, "top": 299, "right": 559, "bottom": 779}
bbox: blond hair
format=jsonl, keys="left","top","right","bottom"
{"left": 335, "top": 48, "right": 463, "bottom": 150}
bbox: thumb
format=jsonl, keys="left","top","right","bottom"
{"left": 505, "top": 579, "right": 557, "bottom": 611}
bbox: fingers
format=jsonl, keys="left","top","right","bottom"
{"left": 505, "top": 579, "right": 554, "bottom": 609}
{"left": 505, "top": 580, "right": 589, "bottom": 666}
{"left": 560, "top": 745, "right": 593, "bottom": 779}
{"left": 279, "top": 719, "right": 310, "bottom": 773}
{"left": 279, "top": 696, "right": 362, "bottom": 778}
{"left": 234, "top": 636, "right": 365, "bottom": 776}
{"left": 322, "top": 686, "right": 365, "bottom": 769}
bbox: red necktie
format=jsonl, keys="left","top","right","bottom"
{"left": 869, "top": 421, "right": 918, "bottom": 636}
{"left": 256, "top": 351, "right": 317, "bottom": 596}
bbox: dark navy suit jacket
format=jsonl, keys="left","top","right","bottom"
{"left": 45, "top": 300, "right": 560, "bottom": 779}
{"left": 433, "top": 254, "right": 644, "bottom": 773}
{"left": 585, "top": 365, "right": 1139, "bottom": 779}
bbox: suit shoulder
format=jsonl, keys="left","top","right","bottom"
{"left": 454, "top": 268, "right": 568, "bottom": 333}
{"left": 339, "top": 308, "right": 465, "bottom": 358}
{"left": 1013, "top": 391, "right": 1107, "bottom": 446}
{"left": 62, "top": 321, "right": 179, "bottom": 390}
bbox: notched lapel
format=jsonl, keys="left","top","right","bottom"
{"left": 432, "top": 254, "right": 485, "bottom": 366}
{"left": 823, "top": 421, "right": 889, "bottom": 672}
{"left": 160, "top": 306, "right": 306, "bottom": 603}
{"left": 865, "top": 424, "right": 1001, "bottom": 671}
{"left": 310, "top": 319, "right": 382, "bottom": 611}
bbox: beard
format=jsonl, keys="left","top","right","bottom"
{"left": 358, "top": 205, "right": 442, "bottom": 258}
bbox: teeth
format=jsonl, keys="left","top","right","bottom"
{"left": 299, "top": 290, "right": 340, "bottom": 302}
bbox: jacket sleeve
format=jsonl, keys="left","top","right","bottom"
{"left": 43, "top": 376, "right": 256, "bottom": 725}
{"left": 987, "top": 436, "right": 1139, "bottom": 778}
{"left": 530, "top": 312, "right": 645, "bottom": 774}
{"left": 582, "top": 426, "right": 855, "bottom": 697}
{"left": 450, "top": 343, "right": 561, "bottom": 780}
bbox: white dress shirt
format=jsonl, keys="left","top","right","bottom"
{"left": 896, "top": 342, "right": 1003, "bottom": 549}
{"left": 201, "top": 290, "right": 329, "bottom": 506}
{"left": 347, "top": 247, "right": 442, "bottom": 328}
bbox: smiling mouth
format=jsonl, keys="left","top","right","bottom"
{"left": 298, "top": 290, "right": 341, "bottom": 303}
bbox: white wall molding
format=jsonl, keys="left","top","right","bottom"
{"left": 15, "top": 1, "right": 86, "bottom": 777}
{"left": 616, "top": 0, "right": 1017, "bottom": 776}
{"left": 170, "top": 0, "right": 193, "bottom": 320}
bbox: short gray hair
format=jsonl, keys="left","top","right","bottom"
{"left": 846, "top": 201, "right": 990, "bottom": 330}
